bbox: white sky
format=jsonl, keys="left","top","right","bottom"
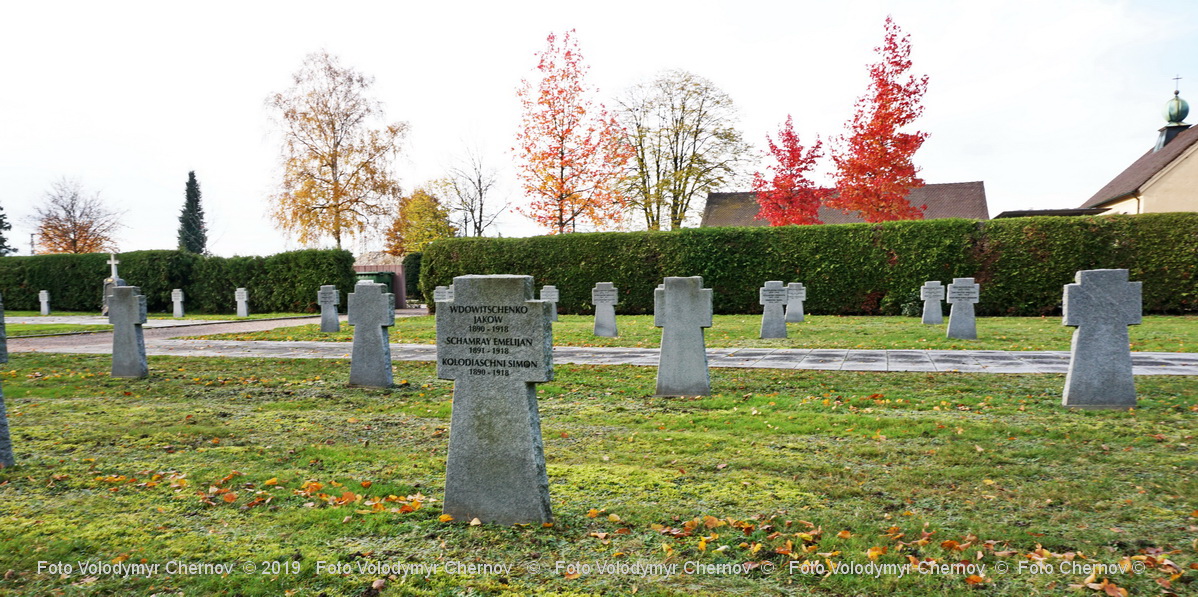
{"left": 1, "top": 0, "right": 1194, "bottom": 257}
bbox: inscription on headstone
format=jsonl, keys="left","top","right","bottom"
{"left": 655, "top": 277, "right": 713, "bottom": 396}
{"left": 759, "top": 281, "right": 788, "bottom": 339}
{"left": 348, "top": 282, "right": 395, "bottom": 388}
{"left": 436, "top": 275, "right": 554, "bottom": 524}
{"left": 920, "top": 281, "right": 944, "bottom": 325}
{"left": 785, "top": 282, "right": 807, "bottom": 323}
{"left": 540, "top": 285, "right": 560, "bottom": 322}
{"left": 0, "top": 292, "right": 12, "bottom": 468}
{"left": 433, "top": 285, "right": 454, "bottom": 303}
{"left": 946, "top": 278, "right": 980, "bottom": 340}
{"left": 1062, "top": 269, "right": 1142, "bottom": 409}
{"left": 109, "top": 286, "right": 148, "bottom": 378}
{"left": 38, "top": 290, "right": 50, "bottom": 316}
{"left": 591, "top": 282, "right": 619, "bottom": 337}
{"left": 235, "top": 288, "right": 249, "bottom": 318}
{"left": 317, "top": 285, "right": 341, "bottom": 333}
{"left": 171, "top": 289, "right": 185, "bottom": 318}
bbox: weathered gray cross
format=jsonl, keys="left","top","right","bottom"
{"left": 591, "top": 282, "right": 619, "bottom": 337}
{"left": 654, "top": 276, "right": 713, "bottom": 396}
{"left": 920, "top": 281, "right": 945, "bottom": 325}
{"left": 108, "top": 286, "right": 148, "bottom": 378}
{"left": 759, "top": 281, "right": 787, "bottom": 338}
{"left": 107, "top": 253, "right": 121, "bottom": 279}
{"left": 347, "top": 282, "right": 394, "bottom": 387}
{"left": 1062, "top": 269, "right": 1141, "bottom": 409}
{"left": 0, "top": 292, "right": 12, "bottom": 467}
{"left": 436, "top": 275, "right": 554, "bottom": 524}
{"left": 785, "top": 282, "right": 806, "bottom": 323}
{"left": 317, "top": 285, "right": 341, "bottom": 333}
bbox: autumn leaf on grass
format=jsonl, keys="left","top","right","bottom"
{"left": 837, "top": 530, "right": 852, "bottom": 539}
{"left": 222, "top": 493, "right": 238, "bottom": 503}
{"left": 438, "top": 514, "right": 454, "bottom": 523}
{"left": 866, "top": 546, "right": 887, "bottom": 560}
{"left": 964, "top": 574, "right": 988, "bottom": 585}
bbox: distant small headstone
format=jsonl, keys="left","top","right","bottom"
{"left": 785, "top": 282, "right": 806, "bottom": 323}
{"left": 0, "top": 292, "right": 13, "bottom": 468}
{"left": 348, "top": 282, "right": 395, "bottom": 387}
{"left": 436, "top": 275, "right": 554, "bottom": 524}
{"left": 102, "top": 253, "right": 125, "bottom": 316}
{"left": 946, "top": 278, "right": 980, "bottom": 340}
{"left": 920, "top": 281, "right": 945, "bottom": 325}
{"left": 655, "top": 277, "right": 713, "bottom": 396}
{"left": 235, "top": 288, "right": 249, "bottom": 317}
{"left": 759, "top": 281, "right": 787, "bottom": 339}
{"left": 539, "top": 285, "right": 560, "bottom": 322}
{"left": 171, "top": 289, "right": 185, "bottom": 318}
{"left": 38, "top": 290, "right": 50, "bottom": 316}
{"left": 317, "top": 285, "right": 341, "bottom": 333}
{"left": 591, "top": 282, "right": 619, "bottom": 337}
{"left": 433, "top": 285, "right": 454, "bottom": 303}
{"left": 109, "top": 286, "right": 148, "bottom": 378}
{"left": 1062, "top": 269, "right": 1142, "bottom": 409}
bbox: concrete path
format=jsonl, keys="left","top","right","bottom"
{"left": 7, "top": 317, "right": 1197, "bottom": 375}
{"left": 6, "top": 316, "right": 234, "bottom": 328}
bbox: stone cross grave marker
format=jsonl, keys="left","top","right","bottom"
{"left": 102, "top": 253, "right": 125, "bottom": 316}
{"left": 655, "top": 277, "right": 713, "bottom": 396}
{"left": 317, "top": 285, "right": 341, "bottom": 333}
{"left": 171, "top": 289, "right": 185, "bottom": 318}
{"left": 785, "top": 282, "right": 807, "bottom": 323}
{"left": 591, "top": 282, "right": 619, "bottom": 337}
{"left": 1062, "top": 269, "right": 1142, "bottom": 409}
{"left": 235, "top": 288, "right": 249, "bottom": 317}
{"left": 759, "top": 281, "right": 788, "bottom": 338}
{"left": 920, "top": 281, "right": 945, "bottom": 325}
{"left": 38, "top": 290, "right": 50, "bottom": 316}
{"left": 109, "top": 286, "right": 148, "bottom": 378}
{"left": 946, "top": 278, "right": 980, "bottom": 340}
{"left": 539, "top": 285, "right": 560, "bottom": 322}
{"left": 347, "top": 282, "right": 395, "bottom": 388}
{"left": 433, "top": 285, "right": 454, "bottom": 303}
{"left": 0, "top": 292, "right": 12, "bottom": 468}
{"left": 436, "top": 275, "right": 554, "bottom": 524}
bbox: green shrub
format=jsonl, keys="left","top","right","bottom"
{"left": 402, "top": 252, "right": 422, "bottom": 302}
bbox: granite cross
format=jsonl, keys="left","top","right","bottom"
{"left": 785, "top": 282, "right": 807, "bottom": 323}
{"left": 347, "top": 282, "right": 395, "bottom": 388}
{"left": 318, "top": 285, "right": 341, "bottom": 333}
{"left": 946, "top": 278, "right": 980, "bottom": 340}
{"left": 920, "top": 281, "right": 945, "bottom": 325}
{"left": 1062, "top": 269, "right": 1142, "bottom": 409}
{"left": 654, "top": 277, "right": 713, "bottom": 396}
{"left": 235, "top": 288, "right": 249, "bottom": 318}
{"left": 759, "top": 281, "right": 788, "bottom": 339}
{"left": 436, "top": 275, "right": 554, "bottom": 524}
{"left": 0, "top": 292, "right": 12, "bottom": 467}
{"left": 539, "top": 285, "right": 560, "bottom": 322}
{"left": 109, "top": 286, "right": 148, "bottom": 378}
{"left": 171, "top": 289, "right": 185, "bottom": 318}
{"left": 38, "top": 290, "right": 50, "bottom": 316}
{"left": 591, "top": 282, "right": 619, "bottom": 337}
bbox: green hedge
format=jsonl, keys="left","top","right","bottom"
{"left": 421, "top": 213, "right": 1198, "bottom": 316}
{"left": 0, "top": 249, "right": 356, "bottom": 315}
{"left": 403, "top": 252, "right": 422, "bottom": 302}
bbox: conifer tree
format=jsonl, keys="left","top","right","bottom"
{"left": 177, "top": 171, "right": 207, "bottom": 253}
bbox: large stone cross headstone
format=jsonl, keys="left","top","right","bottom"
{"left": 759, "top": 281, "right": 788, "bottom": 339}
{"left": 785, "top": 282, "right": 807, "bottom": 323}
{"left": 235, "top": 288, "right": 249, "bottom": 318}
{"left": 946, "top": 278, "right": 980, "bottom": 340}
{"left": 436, "top": 275, "right": 554, "bottom": 524}
{"left": 540, "top": 285, "right": 560, "bottom": 322}
{"left": 318, "top": 285, "right": 341, "bottom": 333}
{"left": 920, "top": 281, "right": 945, "bottom": 325}
{"left": 109, "top": 286, "right": 148, "bottom": 378}
{"left": 655, "top": 277, "right": 713, "bottom": 396}
{"left": 38, "top": 290, "right": 50, "bottom": 316}
{"left": 591, "top": 282, "right": 619, "bottom": 337}
{"left": 0, "top": 292, "right": 13, "bottom": 468}
{"left": 102, "top": 253, "right": 126, "bottom": 316}
{"left": 171, "top": 289, "right": 185, "bottom": 318}
{"left": 1062, "top": 269, "right": 1142, "bottom": 409}
{"left": 347, "top": 282, "right": 395, "bottom": 388}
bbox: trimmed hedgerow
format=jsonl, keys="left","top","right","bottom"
{"left": 422, "top": 213, "right": 1198, "bottom": 316}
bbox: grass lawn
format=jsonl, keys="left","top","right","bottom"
{"left": 5, "top": 323, "right": 112, "bottom": 337}
{"left": 189, "top": 314, "right": 1198, "bottom": 353}
{"left": 0, "top": 353, "right": 1194, "bottom": 595}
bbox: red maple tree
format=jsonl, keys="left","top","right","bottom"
{"left": 753, "top": 115, "right": 829, "bottom": 226}
{"left": 828, "top": 16, "right": 929, "bottom": 222}
{"left": 515, "top": 30, "right": 631, "bottom": 234}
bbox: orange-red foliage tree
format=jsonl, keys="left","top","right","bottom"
{"left": 829, "top": 16, "right": 929, "bottom": 222}
{"left": 515, "top": 30, "right": 631, "bottom": 234}
{"left": 753, "top": 115, "right": 829, "bottom": 226}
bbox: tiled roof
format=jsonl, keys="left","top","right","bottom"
{"left": 1082, "top": 125, "right": 1198, "bottom": 209}
{"left": 700, "top": 181, "right": 989, "bottom": 227}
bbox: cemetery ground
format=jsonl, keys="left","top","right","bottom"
{"left": 4, "top": 312, "right": 321, "bottom": 338}
{"left": 0, "top": 352, "right": 1195, "bottom": 595}
{"left": 190, "top": 314, "right": 1198, "bottom": 353}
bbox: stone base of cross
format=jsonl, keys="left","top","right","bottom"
{"left": 109, "top": 286, "right": 148, "bottom": 378}
{"left": 1062, "top": 269, "right": 1141, "bottom": 409}
{"left": 437, "top": 275, "right": 555, "bottom": 524}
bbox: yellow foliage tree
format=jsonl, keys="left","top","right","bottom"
{"left": 33, "top": 178, "right": 122, "bottom": 254}
{"left": 383, "top": 188, "right": 458, "bottom": 256}
{"left": 267, "top": 50, "right": 406, "bottom": 249}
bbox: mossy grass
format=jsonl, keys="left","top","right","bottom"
{"left": 190, "top": 314, "right": 1198, "bottom": 352}
{"left": 5, "top": 323, "right": 112, "bottom": 336}
{"left": 0, "top": 353, "right": 1194, "bottom": 595}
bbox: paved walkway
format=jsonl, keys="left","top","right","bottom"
{"left": 7, "top": 316, "right": 1197, "bottom": 375}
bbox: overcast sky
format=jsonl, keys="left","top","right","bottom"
{"left": 1, "top": 0, "right": 1194, "bottom": 258}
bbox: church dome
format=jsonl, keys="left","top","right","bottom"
{"left": 1164, "top": 90, "right": 1189, "bottom": 125}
